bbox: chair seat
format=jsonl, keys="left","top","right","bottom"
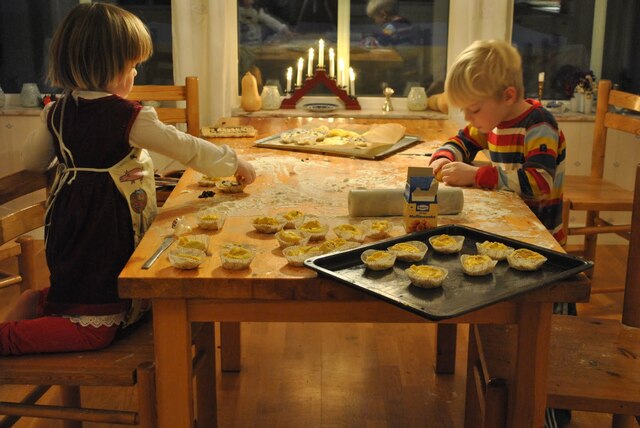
{"left": 564, "top": 175, "right": 634, "bottom": 211}
{"left": 0, "top": 319, "right": 154, "bottom": 387}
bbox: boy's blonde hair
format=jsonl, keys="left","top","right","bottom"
{"left": 366, "top": 0, "right": 398, "bottom": 18}
{"left": 445, "top": 39, "right": 524, "bottom": 108}
{"left": 48, "top": 3, "right": 153, "bottom": 91}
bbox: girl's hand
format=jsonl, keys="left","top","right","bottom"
{"left": 235, "top": 158, "right": 256, "bottom": 185}
{"left": 439, "top": 162, "right": 478, "bottom": 186}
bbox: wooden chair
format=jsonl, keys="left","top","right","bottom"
{"left": 562, "top": 79, "right": 638, "bottom": 287}
{"left": 127, "top": 76, "right": 200, "bottom": 137}
{"left": 464, "top": 163, "right": 640, "bottom": 427}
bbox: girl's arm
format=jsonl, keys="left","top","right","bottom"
{"left": 23, "top": 103, "right": 56, "bottom": 172}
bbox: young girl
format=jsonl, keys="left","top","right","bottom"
{"left": 1, "top": 2, "right": 256, "bottom": 355}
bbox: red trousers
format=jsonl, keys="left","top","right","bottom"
{"left": 0, "top": 289, "right": 119, "bottom": 356}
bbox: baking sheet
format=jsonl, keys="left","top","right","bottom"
{"left": 254, "top": 133, "right": 421, "bottom": 160}
{"left": 304, "top": 225, "right": 593, "bottom": 320}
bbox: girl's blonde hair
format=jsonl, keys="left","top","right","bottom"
{"left": 48, "top": 3, "right": 153, "bottom": 91}
{"left": 445, "top": 39, "right": 524, "bottom": 108}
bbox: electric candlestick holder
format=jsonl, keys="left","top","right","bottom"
{"left": 538, "top": 81, "right": 544, "bottom": 103}
{"left": 280, "top": 68, "right": 360, "bottom": 110}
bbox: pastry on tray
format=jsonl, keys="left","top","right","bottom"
{"left": 201, "top": 125, "right": 257, "bottom": 138}
{"left": 220, "top": 244, "right": 255, "bottom": 270}
{"left": 387, "top": 240, "right": 428, "bottom": 262}
{"left": 405, "top": 264, "right": 448, "bottom": 288}
{"left": 215, "top": 179, "right": 246, "bottom": 193}
{"left": 428, "top": 234, "right": 465, "bottom": 254}
{"left": 507, "top": 248, "right": 548, "bottom": 271}
{"left": 362, "top": 219, "right": 393, "bottom": 239}
{"left": 298, "top": 218, "right": 329, "bottom": 241}
{"left": 460, "top": 254, "right": 498, "bottom": 276}
{"left": 282, "top": 244, "right": 322, "bottom": 267}
{"left": 361, "top": 249, "right": 396, "bottom": 271}
{"left": 275, "top": 229, "right": 310, "bottom": 248}
{"left": 317, "top": 238, "right": 360, "bottom": 254}
{"left": 278, "top": 210, "right": 305, "bottom": 229}
{"left": 196, "top": 209, "right": 226, "bottom": 230}
{"left": 333, "top": 223, "right": 368, "bottom": 242}
{"left": 168, "top": 247, "right": 206, "bottom": 270}
{"left": 252, "top": 216, "right": 285, "bottom": 234}
{"left": 476, "top": 241, "right": 514, "bottom": 261}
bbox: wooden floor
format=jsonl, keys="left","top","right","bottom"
{"left": 0, "top": 245, "right": 630, "bottom": 428}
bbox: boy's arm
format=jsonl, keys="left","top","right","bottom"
{"left": 430, "top": 125, "right": 486, "bottom": 164}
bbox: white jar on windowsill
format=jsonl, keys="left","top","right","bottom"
{"left": 20, "top": 83, "right": 41, "bottom": 108}
{"left": 406, "top": 87, "right": 427, "bottom": 111}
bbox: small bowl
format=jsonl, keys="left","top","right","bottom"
{"left": 275, "top": 229, "right": 311, "bottom": 248}
{"left": 405, "top": 264, "right": 448, "bottom": 288}
{"left": 428, "top": 234, "right": 465, "bottom": 254}
{"left": 282, "top": 244, "right": 322, "bottom": 266}
{"left": 220, "top": 244, "right": 255, "bottom": 270}
{"left": 460, "top": 254, "right": 498, "bottom": 276}
{"left": 387, "top": 240, "right": 428, "bottom": 262}
{"left": 361, "top": 249, "right": 396, "bottom": 271}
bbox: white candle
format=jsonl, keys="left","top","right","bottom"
{"left": 329, "top": 48, "right": 335, "bottom": 78}
{"left": 538, "top": 72, "right": 545, "bottom": 83}
{"left": 286, "top": 66, "right": 293, "bottom": 92}
{"left": 318, "top": 39, "right": 325, "bottom": 68}
{"left": 307, "top": 48, "right": 314, "bottom": 78}
{"left": 296, "top": 57, "right": 303, "bottom": 87}
{"left": 338, "top": 58, "right": 345, "bottom": 87}
{"left": 349, "top": 67, "right": 355, "bottom": 96}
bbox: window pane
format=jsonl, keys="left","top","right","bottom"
{"left": 238, "top": 0, "right": 338, "bottom": 95}
{"left": 601, "top": 0, "right": 640, "bottom": 94}
{"left": 513, "top": 0, "right": 595, "bottom": 100}
{"left": 350, "top": 0, "right": 449, "bottom": 97}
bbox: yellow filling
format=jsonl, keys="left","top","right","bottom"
{"left": 479, "top": 241, "right": 509, "bottom": 251}
{"left": 366, "top": 251, "right": 391, "bottom": 262}
{"left": 287, "top": 245, "right": 317, "bottom": 256}
{"left": 371, "top": 220, "right": 390, "bottom": 231}
{"left": 389, "top": 242, "right": 420, "bottom": 253}
{"left": 224, "top": 246, "right": 252, "bottom": 259}
{"left": 279, "top": 230, "right": 303, "bottom": 243}
{"left": 335, "top": 224, "right": 360, "bottom": 234}
{"left": 318, "top": 238, "right": 348, "bottom": 252}
{"left": 464, "top": 255, "right": 492, "bottom": 267}
{"left": 254, "top": 216, "right": 279, "bottom": 225}
{"left": 300, "top": 220, "right": 324, "bottom": 233}
{"left": 201, "top": 214, "right": 219, "bottom": 221}
{"left": 513, "top": 249, "right": 545, "bottom": 260}
{"left": 177, "top": 237, "right": 206, "bottom": 251}
{"left": 431, "top": 234, "right": 455, "bottom": 246}
{"left": 283, "top": 210, "right": 304, "bottom": 220}
{"left": 408, "top": 265, "right": 444, "bottom": 279}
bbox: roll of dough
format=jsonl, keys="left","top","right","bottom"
{"left": 348, "top": 186, "right": 464, "bottom": 217}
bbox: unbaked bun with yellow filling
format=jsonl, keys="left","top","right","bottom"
{"left": 405, "top": 264, "right": 448, "bottom": 288}
{"left": 361, "top": 249, "right": 396, "bottom": 270}
{"left": 507, "top": 248, "right": 548, "bottom": 271}
{"left": 317, "top": 237, "right": 360, "bottom": 254}
{"left": 333, "top": 223, "right": 367, "bottom": 242}
{"left": 428, "top": 234, "right": 465, "bottom": 254}
{"left": 252, "top": 216, "right": 285, "bottom": 234}
{"left": 362, "top": 219, "right": 393, "bottom": 239}
{"left": 282, "top": 244, "right": 322, "bottom": 266}
{"left": 176, "top": 234, "right": 210, "bottom": 253}
{"left": 476, "top": 241, "right": 514, "bottom": 261}
{"left": 168, "top": 247, "right": 206, "bottom": 270}
{"left": 298, "top": 218, "right": 330, "bottom": 241}
{"left": 220, "top": 244, "right": 255, "bottom": 270}
{"left": 196, "top": 209, "right": 226, "bottom": 230}
{"left": 278, "top": 210, "right": 305, "bottom": 229}
{"left": 460, "top": 254, "right": 498, "bottom": 276}
{"left": 275, "top": 229, "right": 310, "bottom": 248}
{"left": 216, "top": 179, "right": 246, "bottom": 193}
{"left": 387, "top": 240, "right": 428, "bottom": 262}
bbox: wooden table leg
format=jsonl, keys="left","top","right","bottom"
{"left": 193, "top": 322, "right": 217, "bottom": 427}
{"left": 220, "top": 321, "right": 241, "bottom": 372}
{"left": 435, "top": 323, "right": 457, "bottom": 374}
{"left": 511, "top": 302, "right": 552, "bottom": 428}
{"left": 153, "top": 299, "right": 194, "bottom": 428}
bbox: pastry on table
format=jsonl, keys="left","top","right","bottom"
{"left": 215, "top": 179, "right": 246, "bottom": 193}
{"left": 507, "top": 248, "right": 548, "bottom": 271}
{"left": 361, "top": 249, "right": 396, "bottom": 271}
{"left": 168, "top": 247, "right": 206, "bottom": 270}
{"left": 428, "top": 234, "right": 465, "bottom": 254}
{"left": 460, "top": 254, "right": 498, "bottom": 276}
{"left": 176, "top": 234, "right": 210, "bottom": 252}
{"left": 476, "top": 241, "right": 514, "bottom": 261}
{"left": 298, "top": 218, "right": 329, "bottom": 241}
{"left": 333, "top": 223, "right": 368, "bottom": 242}
{"left": 362, "top": 219, "right": 393, "bottom": 239}
{"left": 220, "top": 244, "right": 255, "bottom": 270}
{"left": 282, "top": 244, "right": 322, "bottom": 266}
{"left": 252, "top": 216, "right": 286, "bottom": 234}
{"left": 405, "top": 264, "right": 448, "bottom": 288}
{"left": 275, "top": 229, "right": 310, "bottom": 248}
{"left": 196, "top": 209, "right": 226, "bottom": 230}
{"left": 387, "top": 240, "right": 428, "bottom": 262}
{"left": 198, "top": 175, "right": 219, "bottom": 187}
{"left": 317, "top": 237, "right": 360, "bottom": 254}
{"left": 278, "top": 209, "right": 305, "bottom": 229}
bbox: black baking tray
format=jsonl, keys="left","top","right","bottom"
{"left": 304, "top": 225, "right": 593, "bottom": 320}
{"left": 254, "top": 133, "right": 421, "bottom": 160}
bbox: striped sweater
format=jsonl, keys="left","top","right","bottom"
{"left": 431, "top": 99, "right": 567, "bottom": 243}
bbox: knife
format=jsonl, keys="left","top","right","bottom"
{"left": 141, "top": 236, "right": 174, "bottom": 269}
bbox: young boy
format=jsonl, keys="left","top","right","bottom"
{"left": 429, "top": 39, "right": 566, "bottom": 245}
{"left": 429, "top": 39, "right": 571, "bottom": 428}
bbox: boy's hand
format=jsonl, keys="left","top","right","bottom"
{"left": 438, "top": 162, "right": 478, "bottom": 186}
{"left": 235, "top": 158, "right": 256, "bottom": 185}
{"left": 428, "top": 157, "right": 450, "bottom": 173}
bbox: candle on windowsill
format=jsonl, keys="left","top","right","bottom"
{"left": 307, "top": 48, "right": 314, "bottom": 78}
{"left": 329, "top": 48, "right": 335, "bottom": 79}
{"left": 286, "top": 66, "right": 293, "bottom": 93}
{"left": 296, "top": 57, "right": 303, "bottom": 87}
{"left": 338, "top": 58, "right": 345, "bottom": 88}
{"left": 349, "top": 67, "right": 355, "bottom": 97}
{"left": 318, "top": 39, "right": 325, "bottom": 68}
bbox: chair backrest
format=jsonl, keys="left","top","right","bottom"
{"left": 590, "top": 79, "right": 640, "bottom": 179}
{"left": 127, "top": 76, "right": 200, "bottom": 136}
{"left": 622, "top": 163, "right": 640, "bottom": 327}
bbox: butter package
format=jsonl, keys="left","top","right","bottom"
{"left": 403, "top": 167, "right": 438, "bottom": 232}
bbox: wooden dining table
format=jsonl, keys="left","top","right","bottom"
{"left": 118, "top": 117, "right": 590, "bottom": 428}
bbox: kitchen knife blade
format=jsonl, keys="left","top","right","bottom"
{"left": 141, "top": 236, "right": 174, "bottom": 269}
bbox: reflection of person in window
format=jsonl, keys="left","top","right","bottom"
{"left": 238, "top": 0, "right": 292, "bottom": 45}
{"left": 364, "top": 0, "right": 417, "bottom": 47}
